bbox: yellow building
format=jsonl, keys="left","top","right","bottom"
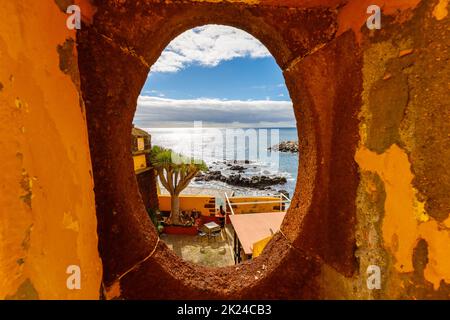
{"left": 158, "top": 194, "right": 216, "bottom": 217}
{"left": 131, "top": 126, "right": 159, "bottom": 211}
{"left": 131, "top": 126, "right": 151, "bottom": 173}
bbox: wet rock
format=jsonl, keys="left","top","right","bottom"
{"left": 269, "top": 141, "right": 299, "bottom": 153}
{"left": 228, "top": 174, "right": 287, "bottom": 189}
{"left": 195, "top": 171, "right": 222, "bottom": 182}
{"left": 195, "top": 172, "right": 287, "bottom": 189}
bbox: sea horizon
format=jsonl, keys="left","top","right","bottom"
{"left": 145, "top": 126, "right": 299, "bottom": 198}
{"left": 136, "top": 126, "right": 298, "bottom": 131}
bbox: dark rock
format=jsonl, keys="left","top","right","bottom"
{"left": 195, "top": 171, "right": 223, "bottom": 182}
{"left": 195, "top": 171, "right": 287, "bottom": 189}
{"left": 269, "top": 141, "right": 299, "bottom": 153}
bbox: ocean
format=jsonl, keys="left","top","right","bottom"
{"left": 144, "top": 127, "right": 298, "bottom": 199}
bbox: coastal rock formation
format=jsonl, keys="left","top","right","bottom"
{"left": 195, "top": 171, "right": 287, "bottom": 189}
{"left": 229, "top": 165, "right": 246, "bottom": 172}
{"left": 269, "top": 141, "right": 299, "bottom": 153}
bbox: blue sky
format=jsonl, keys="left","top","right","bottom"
{"left": 142, "top": 57, "right": 290, "bottom": 101}
{"left": 134, "top": 25, "right": 295, "bottom": 128}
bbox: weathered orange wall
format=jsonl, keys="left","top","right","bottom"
{"left": 348, "top": 0, "right": 450, "bottom": 299}
{"left": 356, "top": 145, "right": 450, "bottom": 290}
{"left": 0, "top": 1, "right": 101, "bottom": 299}
{"left": 77, "top": 0, "right": 449, "bottom": 300}
{"left": 0, "top": 0, "right": 448, "bottom": 300}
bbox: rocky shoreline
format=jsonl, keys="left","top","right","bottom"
{"left": 194, "top": 160, "right": 288, "bottom": 191}
{"left": 195, "top": 170, "right": 287, "bottom": 190}
{"left": 268, "top": 140, "right": 298, "bottom": 153}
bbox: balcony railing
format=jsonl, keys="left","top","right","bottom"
{"left": 225, "top": 192, "right": 291, "bottom": 216}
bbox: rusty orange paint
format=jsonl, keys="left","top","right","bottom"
{"left": 356, "top": 144, "right": 450, "bottom": 289}
{"left": 0, "top": 1, "right": 101, "bottom": 299}
{"left": 433, "top": 0, "right": 449, "bottom": 20}
{"left": 74, "top": 0, "right": 97, "bottom": 25}
{"left": 191, "top": 0, "right": 344, "bottom": 7}
{"left": 337, "top": 0, "right": 421, "bottom": 42}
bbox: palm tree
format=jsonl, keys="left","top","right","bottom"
{"left": 150, "top": 146, "right": 208, "bottom": 225}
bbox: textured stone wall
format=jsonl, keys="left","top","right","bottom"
{"left": 0, "top": 1, "right": 102, "bottom": 299}
{"left": 137, "top": 170, "right": 159, "bottom": 212}
{"left": 354, "top": 0, "right": 450, "bottom": 299}
{"left": 75, "top": 0, "right": 449, "bottom": 300}
{"left": 316, "top": 0, "right": 450, "bottom": 300}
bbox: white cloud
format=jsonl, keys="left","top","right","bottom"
{"left": 151, "top": 25, "right": 271, "bottom": 73}
{"left": 134, "top": 96, "right": 295, "bottom": 128}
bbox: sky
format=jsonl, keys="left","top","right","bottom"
{"left": 134, "top": 25, "right": 295, "bottom": 128}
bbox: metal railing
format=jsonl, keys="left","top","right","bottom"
{"left": 225, "top": 192, "right": 291, "bottom": 215}
{"left": 225, "top": 192, "right": 236, "bottom": 215}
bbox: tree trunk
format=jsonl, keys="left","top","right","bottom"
{"left": 170, "top": 194, "right": 181, "bottom": 225}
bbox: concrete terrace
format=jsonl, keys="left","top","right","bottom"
{"left": 160, "top": 225, "right": 235, "bottom": 268}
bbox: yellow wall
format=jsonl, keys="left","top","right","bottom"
{"left": 227, "top": 196, "right": 284, "bottom": 214}
{"left": 356, "top": 145, "right": 450, "bottom": 290}
{"left": 137, "top": 137, "right": 145, "bottom": 151}
{"left": 0, "top": 1, "right": 101, "bottom": 299}
{"left": 158, "top": 195, "right": 285, "bottom": 217}
{"left": 133, "top": 154, "right": 147, "bottom": 172}
{"left": 252, "top": 235, "right": 273, "bottom": 258}
{"left": 159, "top": 195, "right": 216, "bottom": 216}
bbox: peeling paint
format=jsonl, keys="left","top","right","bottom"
{"left": 356, "top": 144, "right": 450, "bottom": 289}
{"left": 54, "top": 0, "right": 74, "bottom": 13}
{"left": 57, "top": 39, "right": 81, "bottom": 88}
{"left": 419, "top": 221, "right": 450, "bottom": 289}
{"left": 433, "top": 0, "right": 449, "bottom": 20}
{"left": 0, "top": 0, "right": 101, "bottom": 299}
{"left": 19, "top": 171, "right": 33, "bottom": 208}
{"left": 398, "top": 48, "right": 414, "bottom": 57}
{"left": 63, "top": 212, "right": 80, "bottom": 232}
{"left": 21, "top": 225, "right": 33, "bottom": 251}
{"left": 5, "top": 279, "right": 39, "bottom": 300}
{"left": 1, "top": 0, "right": 449, "bottom": 300}
{"left": 444, "top": 217, "right": 450, "bottom": 229}
{"left": 191, "top": 0, "right": 260, "bottom": 3}
{"left": 105, "top": 281, "right": 121, "bottom": 300}
{"left": 354, "top": 170, "right": 388, "bottom": 299}
{"left": 337, "top": 0, "right": 421, "bottom": 42}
